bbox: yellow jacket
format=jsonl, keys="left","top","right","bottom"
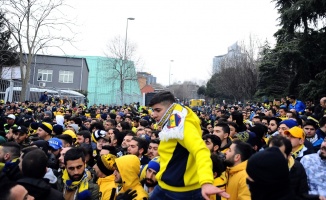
{"left": 210, "top": 172, "right": 227, "bottom": 200}
{"left": 97, "top": 174, "right": 116, "bottom": 200}
{"left": 224, "top": 161, "right": 251, "bottom": 200}
{"left": 115, "top": 155, "right": 148, "bottom": 200}
{"left": 156, "top": 104, "right": 214, "bottom": 192}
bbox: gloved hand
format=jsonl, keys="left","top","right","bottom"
{"left": 116, "top": 189, "right": 137, "bottom": 200}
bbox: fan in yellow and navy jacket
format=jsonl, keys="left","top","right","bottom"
{"left": 156, "top": 103, "right": 215, "bottom": 192}
{"left": 115, "top": 155, "right": 148, "bottom": 200}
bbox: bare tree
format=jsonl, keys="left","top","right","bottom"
{"left": 170, "top": 81, "right": 199, "bottom": 101}
{"left": 207, "top": 37, "right": 260, "bottom": 103}
{"left": 1, "top": 0, "right": 75, "bottom": 101}
{"left": 105, "top": 36, "right": 140, "bottom": 105}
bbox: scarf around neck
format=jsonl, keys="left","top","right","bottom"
{"left": 292, "top": 144, "right": 304, "bottom": 159}
{"left": 157, "top": 103, "right": 176, "bottom": 127}
{"left": 158, "top": 104, "right": 188, "bottom": 141}
{"left": 62, "top": 169, "right": 91, "bottom": 200}
{"left": 306, "top": 134, "right": 318, "bottom": 144}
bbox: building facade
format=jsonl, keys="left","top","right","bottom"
{"left": 212, "top": 42, "right": 243, "bottom": 74}
{"left": 84, "top": 56, "right": 141, "bottom": 106}
{"left": 29, "top": 54, "right": 89, "bottom": 91}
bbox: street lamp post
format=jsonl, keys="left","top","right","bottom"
{"left": 169, "top": 60, "right": 174, "bottom": 86}
{"left": 121, "top": 17, "right": 134, "bottom": 105}
{"left": 124, "top": 17, "right": 135, "bottom": 61}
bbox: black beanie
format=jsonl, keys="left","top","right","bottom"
{"left": 246, "top": 147, "right": 289, "bottom": 185}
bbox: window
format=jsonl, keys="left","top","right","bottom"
{"left": 59, "top": 70, "right": 74, "bottom": 83}
{"left": 37, "top": 69, "right": 53, "bottom": 82}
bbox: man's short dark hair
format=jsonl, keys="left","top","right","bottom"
{"left": 279, "top": 107, "right": 287, "bottom": 112}
{"left": 101, "top": 145, "right": 117, "bottom": 156}
{"left": 149, "top": 91, "right": 176, "bottom": 107}
{"left": 320, "top": 117, "right": 326, "bottom": 127}
{"left": 303, "top": 119, "right": 319, "bottom": 129}
{"left": 1, "top": 142, "right": 21, "bottom": 159}
{"left": 269, "top": 117, "right": 282, "bottom": 126}
{"left": 288, "top": 95, "right": 296, "bottom": 100}
{"left": 120, "top": 121, "right": 131, "bottom": 130}
{"left": 152, "top": 131, "right": 159, "bottom": 138}
{"left": 203, "top": 134, "right": 221, "bottom": 148}
{"left": 211, "top": 154, "right": 225, "bottom": 178}
{"left": 227, "top": 122, "right": 239, "bottom": 132}
{"left": 71, "top": 117, "right": 82, "bottom": 127}
{"left": 253, "top": 116, "right": 261, "bottom": 121}
{"left": 64, "top": 147, "right": 85, "bottom": 165}
{"left": 133, "top": 117, "right": 140, "bottom": 123}
{"left": 150, "top": 139, "right": 160, "bottom": 145}
{"left": 77, "top": 130, "right": 91, "bottom": 141}
{"left": 139, "top": 120, "right": 149, "bottom": 127}
{"left": 106, "top": 119, "right": 117, "bottom": 126}
{"left": 131, "top": 137, "right": 149, "bottom": 155}
{"left": 268, "top": 135, "right": 292, "bottom": 157}
{"left": 21, "top": 146, "right": 39, "bottom": 159}
{"left": 110, "top": 128, "right": 124, "bottom": 146}
{"left": 22, "top": 149, "right": 48, "bottom": 179}
{"left": 56, "top": 134, "right": 73, "bottom": 146}
{"left": 125, "top": 130, "right": 136, "bottom": 137}
{"left": 215, "top": 123, "right": 230, "bottom": 135}
{"left": 90, "top": 122, "right": 104, "bottom": 131}
{"left": 233, "top": 140, "right": 253, "bottom": 162}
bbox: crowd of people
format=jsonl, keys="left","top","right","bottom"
{"left": 0, "top": 92, "right": 325, "bottom": 200}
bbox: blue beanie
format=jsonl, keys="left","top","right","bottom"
{"left": 147, "top": 157, "right": 160, "bottom": 173}
{"left": 101, "top": 113, "right": 107, "bottom": 120}
{"left": 280, "top": 119, "right": 298, "bottom": 129}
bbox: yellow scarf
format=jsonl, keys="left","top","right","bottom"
{"left": 157, "top": 103, "right": 176, "bottom": 127}
{"left": 62, "top": 169, "right": 90, "bottom": 200}
{"left": 292, "top": 144, "right": 304, "bottom": 159}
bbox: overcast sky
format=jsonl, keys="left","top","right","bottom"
{"left": 52, "top": 0, "right": 280, "bottom": 86}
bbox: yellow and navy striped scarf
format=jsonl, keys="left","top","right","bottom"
{"left": 157, "top": 103, "right": 176, "bottom": 127}
{"left": 63, "top": 169, "right": 91, "bottom": 200}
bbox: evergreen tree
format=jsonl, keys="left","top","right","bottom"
{"left": 256, "top": 0, "right": 326, "bottom": 100}
{"left": 0, "top": 11, "right": 18, "bottom": 68}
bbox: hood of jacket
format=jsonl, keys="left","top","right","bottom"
{"left": 227, "top": 160, "right": 248, "bottom": 175}
{"left": 116, "top": 155, "right": 141, "bottom": 190}
{"left": 43, "top": 168, "right": 57, "bottom": 184}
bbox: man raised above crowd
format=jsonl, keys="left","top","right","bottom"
{"left": 148, "top": 91, "right": 229, "bottom": 200}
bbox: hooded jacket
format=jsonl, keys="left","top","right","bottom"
{"left": 17, "top": 177, "right": 64, "bottom": 200}
{"left": 97, "top": 174, "right": 117, "bottom": 200}
{"left": 225, "top": 161, "right": 251, "bottom": 200}
{"left": 115, "top": 155, "right": 148, "bottom": 200}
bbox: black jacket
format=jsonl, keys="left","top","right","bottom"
{"left": 17, "top": 177, "right": 64, "bottom": 200}
{"left": 289, "top": 160, "right": 309, "bottom": 200}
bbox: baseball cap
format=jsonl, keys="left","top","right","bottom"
{"left": 13, "top": 126, "right": 28, "bottom": 135}
{"left": 48, "top": 138, "right": 63, "bottom": 150}
{"left": 284, "top": 127, "right": 305, "bottom": 139}
{"left": 6, "top": 114, "right": 16, "bottom": 120}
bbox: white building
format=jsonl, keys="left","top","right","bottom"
{"left": 212, "top": 42, "right": 243, "bottom": 74}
